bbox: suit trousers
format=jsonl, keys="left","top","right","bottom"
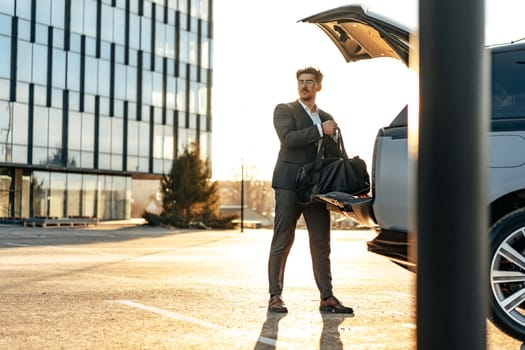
{"left": 268, "top": 188, "right": 333, "bottom": 299}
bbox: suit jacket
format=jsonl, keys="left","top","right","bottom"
{"left": 271, "top": 100, "right": 336, "bottom": 190}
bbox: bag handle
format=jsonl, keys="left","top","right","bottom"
{"left": 313, "top": 127, "right": 348, "bottom": 170}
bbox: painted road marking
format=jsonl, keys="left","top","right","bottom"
{"left": 110, "top": 299, "right": 280, "bottom": 347}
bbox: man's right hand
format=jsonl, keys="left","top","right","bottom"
{"left": 322, "top": 120, "right": 338, "bottom": 135}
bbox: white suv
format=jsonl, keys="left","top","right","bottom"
{"left": 302, "top": 5, "right": 525, "bottom": 341}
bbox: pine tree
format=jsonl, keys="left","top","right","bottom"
{"left": 143, "top": 145, "right": 237, "bottom": 229}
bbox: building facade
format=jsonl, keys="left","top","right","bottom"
{"left": 0, "top": 0, "right": 213, "bottom": 220}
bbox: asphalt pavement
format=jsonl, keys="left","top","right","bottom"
{"left": 0, "top": 221, "right": 522, "bottom": 349}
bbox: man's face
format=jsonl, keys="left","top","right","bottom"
{"left": 297, "top": 73, "right": 321, "bottom": 102}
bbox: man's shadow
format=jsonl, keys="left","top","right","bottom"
{"left": 319, "top": 313, "right": 351, "bottom": 350}
{"left": 253, "top": 312, "right": 287, "bottom": 350}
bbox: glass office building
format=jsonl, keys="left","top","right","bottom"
{"left": 0, "top": 0, "right": 212, "bottom": 220}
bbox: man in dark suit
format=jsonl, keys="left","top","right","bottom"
{"left": 268, "top": 67, "right": 354, "bottom": 315}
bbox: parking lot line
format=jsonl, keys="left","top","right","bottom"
{"left": 109, "top": 299, "right": 279, "bottom": 347}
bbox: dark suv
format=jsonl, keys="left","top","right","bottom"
{"left": 301, "top": 5, "right": 525, "bottom": 341}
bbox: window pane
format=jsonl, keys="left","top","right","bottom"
{"left": 13, "top": 103, "right": 28, "bottom": 145}
{"left": 68, "top": 111, "right": 81, "bottom": 150}
{"left": 152, "top": 72, "right": 162, "bottom": 107}
{"left": 112, "top": 118, "right": 123, "bottom": 154}
{"left": 492, "top": 49, "right": 525, "bottom": 119}
{"left": 140, "top": 16, "right": 151, "bottom": 52}
{"left": 67, "top": 173, "right": 82, "bottom": 217}
{"left": 138, "top": 122, "right": 149, "bottom": 157}
{"left": 84, "top": 0, "right": 97, "bottom": 37}
{"left": 98, "top": 59, "right": 110, "bottom": 96}
{"left": 17, "top": 40, "right": 32, "bottom": 83}
{"left": 16, "top": 0, "right": 31, "bottom": 20}
{"left": 126, "top": 66, "right": 137, "bottom": 101}
{"left": 0, "top": 101, "right": 10, "bottom": 157}
{"left": 155, "top": 21, "right": 165, "bottom": 56}
{"left": 142, "top": 70, "right": 152, "bottom": 105}
{"left": 49, "top": 172, "right": 66, "bottom": 217}
{"left": 127, "top": 120, "right": 138, "bottom": 155}
{"left": 85, "top": 57, "right": 97, "bottom": 94}
{"left": 115, "top": 64, "right": 126, "bottom": 100}
{"left": 51, "top": 0, "right": 65, "bottom": 29}
{"left": 101, "top": 4, "right": 113, "bottom": 42}
{"left": 48, "top": 108, "right": 62, "bottom": 150}
{"left": 81, "top": 113, "right": 94, "bottom": 151}
{"left": 52, "top": 48, "right": 66, "bottom": 89}
{"left": 99, "top": 116, "right": 111, "bottom": 153}
{"left": 32, "top": 44, "right": 48, "bottom": 85}
{"left": 67, "top": 52, "right": 80, "bottom": 91}
{"left": 70, "top": 0, "right": 84, "bottom": 34}
{"left": 129, "top": 14, "right": 140, "bottom": 49}
{"left": 114, "top": 7, "right": 125, "bottom": 45}
{"left": 0, "top": 36, "right": 10, "bottom": 78}
{"left": 82, "top": 174, "right": 97, "bottom": 217}
{"left": 33, "top": 106, "right": 49, "bottom": 147}
{"left": 153, "top": 124, "right": 163, "bottom": 158}
{"left": 36, "top": 0, "right": 51, "bottom": 25}
{"left": 32, "top": 171, "right": 49, "bottom": 216}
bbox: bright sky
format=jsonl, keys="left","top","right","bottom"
{"left": 211, "top": 0, "right": 525, "bottom": 181}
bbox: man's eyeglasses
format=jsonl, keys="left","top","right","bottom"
{"left": 298, "top": 79, "right": 314, "bottom": 86}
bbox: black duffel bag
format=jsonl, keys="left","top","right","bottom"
{"left": 296, "top": 129, "right": 370, "bottom": 204}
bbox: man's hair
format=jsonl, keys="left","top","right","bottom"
{"left": 296, "top": 67, "right": 323, "bottom": 84}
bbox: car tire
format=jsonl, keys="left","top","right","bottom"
{"left": 489, "top": 207, "right": 525, "bottom": 341}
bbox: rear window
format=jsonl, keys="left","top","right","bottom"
{"left": 492, "top": 48, "right": 525, "bottom": 120}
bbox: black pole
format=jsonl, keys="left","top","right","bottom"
{"left": 417, "top": 0, "right": 488, "bottom": 349}
{"left": 240, "top": 159, "right": 244, "bottom": 233}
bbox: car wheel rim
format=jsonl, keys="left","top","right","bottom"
{"left": 491, "top": 226, "right": 525, "bottom": 327}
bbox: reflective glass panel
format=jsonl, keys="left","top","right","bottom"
{"left": 80, "top": 151, "right": 93, "bottom": 168}
{"left": 48, "top": 108, "right": 62, "bottom": 151}
{"left": 32, "top": 44, "right": 48, "bottom": 85}
{"left": 36, "top": 0, "right": 51, "bottom": 25}
{"left": 0, "top": 36, "right": 9, "bottom": 78}
{"left": 112, "top": 118, "right": 123, "bottom": 154}
{"left": 140, "top": 16, "right": 151, "bottom": 52}
{"left": 98, "top": 59, "right": 110, "bottom": 96}
{"left": 99, "top": 117, "right": 111, "bottom": 153}
{"left": 101, "top": 4, "right": 113, "bottom": 42}
{"left": 84, "top": 0, "right": 97, "bottom": 37}
{"left": 68, "top": 111, "right": 81, "bottom": 150}
{"left": 13, "top": 103, "right": 28, "bottom": 145}
{"left": 52, "top": 48, "right": 66, "bottom": 89}
{"left": 15, "top": 0, "right": 31, "bottom": 20}
{"left": 33, "top": 106, "right": 49, "bottom": 147}
{"left": 114, "top": 7, "right": 125, "bottom": 45}
{"left": 126, "top": 66, "right": 137, "bottom": 101}
{"left": 67, "top": 52, "right": 80, "bottom": 91}
{"left": 49, "top": 172, "right": 66, "bottom": 217}
{"left": 51, "top": 0, "right": 65, "bottom": 29}
{"left": 153, "top": 124, "right": 163, "bottom": 158}
{"left": 129, "top": 15, "right": 140, "bottom": 49}
{"left": 66, "top": 173, "right": 82, "bottom": 216}
{"left": 81, "top": 113, "right": 94, "bottom": 151}
{"left": 17, "top": 40, "right": 32, "bottom": 83}
{"left": 127, "top": 120, "right": 139, "bottom": 156}
{"left": 115, "top": 64, "right": 126, "bottom": 100}
{"left": 85, "top": 57, "right": 98, "bottom": 94}
{"left": 70, "top": 0, "right": 84, "bottom": 34}
{"left": 138, "top": 122, "right": 149, "bottom": 157}
{"left": 82, "top": 174, "right": 97, "bottom": 217}
{"left": 32, "top": 171, "right": 49, "bottom": 216}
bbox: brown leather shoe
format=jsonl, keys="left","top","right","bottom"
{"left": 268, "top": 295, "right": 288, "bottom": 313}
{"left": 320, "top": 296, "right": 354, "bottom": 315}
